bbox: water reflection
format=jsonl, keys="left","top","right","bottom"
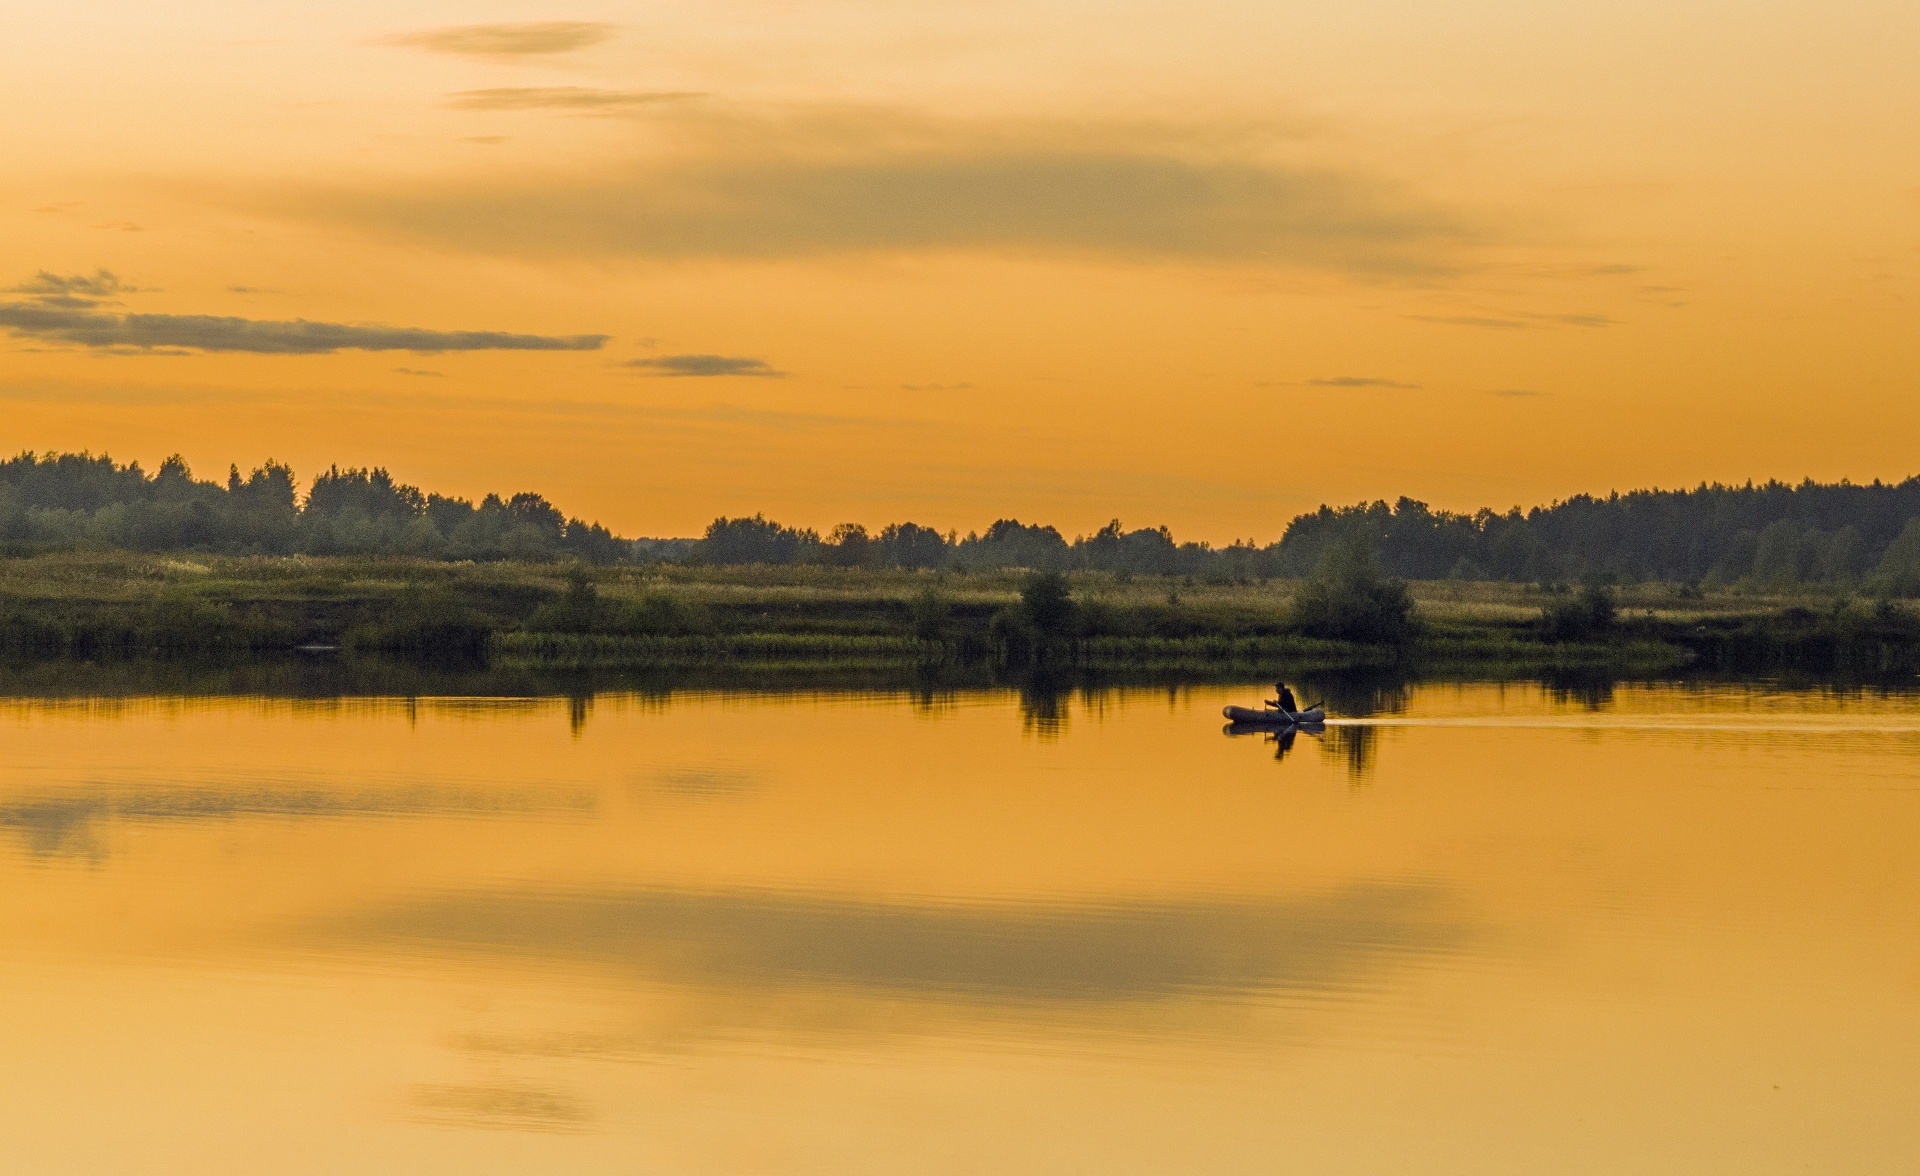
{"left": 8, "top": 681, "right": 1920, "bottom": 1173}
{"left": 648, "top": 766, "right": 764, "bottom": 799}
{"left": 1291, "top": 672, "right": 1411, "bottom": 720}
{"left": 567, "top": 692, "right": 592, "bottom": 737}
{"left": 1321, "top": 725, "right": 1381, "bottom": 782}
{"left": 1543, "top": 672, "right": 1618, "bottom": 711}
{"left": 329, "top": 881, "right": 1470, "bottom": 1013}
{"left": 0, "top": 783, "right": 594, "bottom": 860}
{"left": 1222, "top": 721, "right": 1324, "bottom": 764}
{"left": 1018, "top": 678, "right": 1073, "bottom": 738}
{"left": 406, "top": 1081, "right": 591, "bottom": 1133}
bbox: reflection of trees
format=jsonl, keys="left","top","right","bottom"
{"left": 1018, "top": 674, "right": 1072, "bottom": 739}
{"left": 1321, "top": 724, "right": 1379, "bottom": 782}
{"left": 1294, "top": 671, "right": 1410, "bottom": 719}
{"left": 1543, "top": 672, "right": 1616, "bottom": 711}
{"left": 909, "top": 687, "right": 960, "bottom": 716}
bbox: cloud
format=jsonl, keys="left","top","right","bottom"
{"left": 1306, "top": 376, "right": 1419, "bottom": 389}
{"left": 380, "top": 21, "right": 614, "bottom": 58}
{"left": 1409, "top": 310, "right": 1613, "bottom": 330}
{"left": 393, "top": 367, "right": 444, "bottom": 377}
{"left": 273, "top": 110, "right": 1480, "bottom": 273}
{"left": 1407, "top": 314, "right": 1531, "bottom": 330}
{"left": 449, "top": 87, "right": 704, "bottom": 114}
{"left": 625, "top": 354, "right": 785, "bottom": 378}
{"left": 1491, "top": 388, "right": 1549, "bottom": 398}
{"left": 0, "top": 302, "right": 607, "bottom": 355}
{"left": 9, "top": 269, "right": 132, "bottom": 302}
{"left": 1525, "top": 312, "right": 1614, "bottom": 328}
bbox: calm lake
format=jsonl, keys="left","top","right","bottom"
{"left": 2, "top": 680, "right": 1918, "bottom": 1173}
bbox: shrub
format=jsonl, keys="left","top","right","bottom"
{"left": 1540, "top": 582, "right": 1617, "bottom": 641}
{"left": 347, "top": 589, "right": 494, "bottom": 661}
{"left": 1291, "top": 534, "right": 1415, "bottom": 645}
{"left": 1019, "top": 570, "right": 1077, "bottom": 638}
{"left": 620, "top": 591, "right": 709, "bottom": 636}
{"left": 526, "top": 565, "right": 600, "bottom": 633}
{"left": 910, "top": 587, "right": 952, "bottom": 644}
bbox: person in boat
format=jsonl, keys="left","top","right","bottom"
{"left": 1266, "top": 681, "right": 1300, "bottom": 713}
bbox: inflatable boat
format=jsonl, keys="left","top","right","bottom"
{"left": 1221, "top": 705, "right": 1325, "bottom": 725}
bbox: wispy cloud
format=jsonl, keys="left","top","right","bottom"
{"left": 626, "top": 354, "right": 785, "bottom": 378}
{"left": 1307, "top": 375, "right": 1419, "bottom": 389}
{"left": 380, "top": 22, "right": 615, "bottom": 58}
{"left": 0, "top": 306, "right": 606, "bottom": 354}
{"left": 274, "top": 109, "right": 1481, "bottom": 274}
{"left": 1525, "top": 312, "right": 1614, "bottom": 328}
{"left": 0, "top": 274, "right": 607, "bottom": 354}
{"left": 1409, "top": 310, "right": 1613, "bottom": 330}
{"left": 1407, "top": 314, "right": 1531, "bottom": 330}
{"left": 8, "top": 269, "right": 134, "bottom": 302}
{"left": 449, "top": 88, "right": 703, "bottom": 114}
{"left": 1492, "top": 388, "right": 1549, "bottom": 398}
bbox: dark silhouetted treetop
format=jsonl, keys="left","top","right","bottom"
{"left": 14, "top": 449, "right": 1920, "bottom": 588}
{"left": 0, "top": 450, "right": 627, "bottom": 563}
{"left": 700, "top": 514, "right": 819, "bottom": 566}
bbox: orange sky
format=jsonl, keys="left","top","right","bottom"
{"left": 1, "top": 1, "right": 1916, "bottom": 541}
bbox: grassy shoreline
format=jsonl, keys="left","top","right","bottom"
{"left": 0, "top": 553, "right": 1915, "bottom": 681}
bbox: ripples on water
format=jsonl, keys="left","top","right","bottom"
{"left": 2, "top": 681, "right": 1918, "bottom": 1173}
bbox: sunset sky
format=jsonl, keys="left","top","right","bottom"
{"left": 3, "top": 0, "right": 1916, "bottom": 541}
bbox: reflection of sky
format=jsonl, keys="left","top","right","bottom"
{"left": 3, "top": 683, "right": 1918, "bottom": 1164}
{"left": 328, "top": 882, "right": 1471, "bottom": 1008}
{"left": 0, "top": 783, "right": 594, "bottom": 859}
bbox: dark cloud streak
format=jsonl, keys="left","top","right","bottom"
{"left": 1308, "top": 376, "right": 1420, "bottom": 389}
{"left": 381, "top": 22, "right": 614, "bottom": 58}
{"left": 450, "top": 87, "right": 704, "bottom": 113}
{"left": 626, "top": 354, "right": 785, "bottom": 378}
{"left": 9, "top": 269, "right": 132, "bottom": 300}
{"left": 0, "top": 303, "right": 607, "bottom": 355}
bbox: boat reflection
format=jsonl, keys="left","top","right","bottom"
{"left": 1222, "top": 718, "right": 1380, "bottom": 780}
{"left": 1223, "top": 719, "right": 1325, "bottom": 762}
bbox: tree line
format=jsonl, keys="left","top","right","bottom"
{"left": 703, "top": 478, "right": 1920, "bottom": 594}
{"left": 10, "top": 451, "right": 1920, "bottom": 594}
{"left": 1270, "top": 482, "right": 1920, "bottom": 593}
{"left": 0, "top": 451, "right": 622, "bottom": 563}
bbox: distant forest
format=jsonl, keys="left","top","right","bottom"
{"left": 0, "top": 452, "right": 624, "bottom": 565}
{"left": 8, "top": 451, "right": 1920, "bottom": 593}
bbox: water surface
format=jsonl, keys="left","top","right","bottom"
{"left": 2, "top": 682, "right": 1917, "bottom": 1173}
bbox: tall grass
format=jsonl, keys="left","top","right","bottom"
{"left": 0, "top": 552, "right": 1912, "bottom": 677}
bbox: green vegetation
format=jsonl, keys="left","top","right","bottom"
{"left": 5, "top": 445, "right": 1920, "bottom": 683}
{"left": 1290, "top": 534, "right": 1416, "bottom": 645}
{"left": 2, "top": 553, "right": 1917, "bottom": 682}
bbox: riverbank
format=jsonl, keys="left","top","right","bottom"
{"left": 0, "top": 553, "right": 1915, "bottom": 680}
